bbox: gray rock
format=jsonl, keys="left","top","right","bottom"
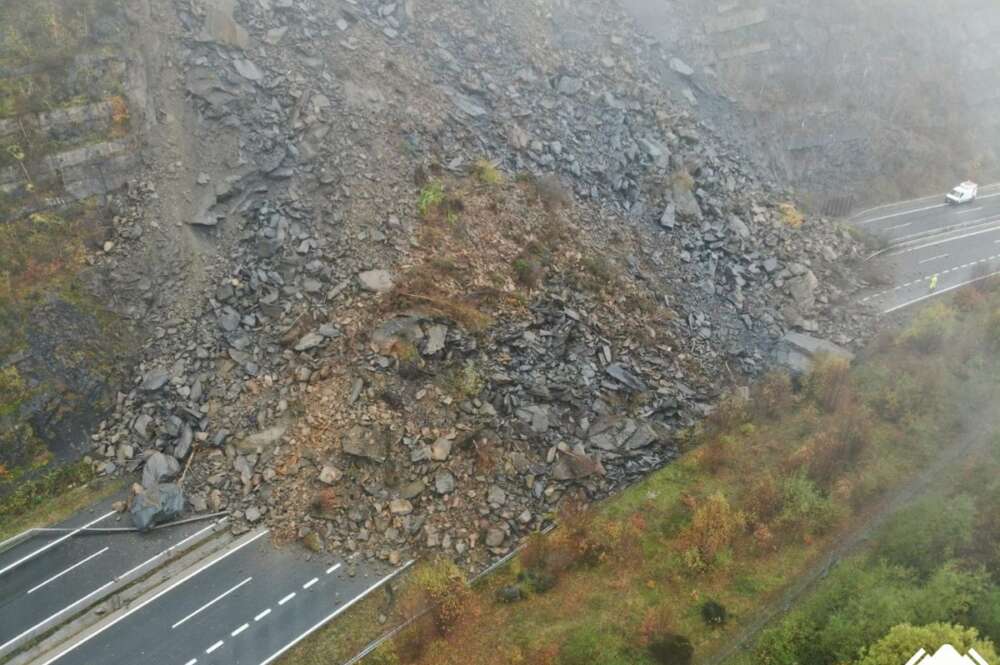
{"left": 358, "top": 270, "right": 395, "bottom": 293}
{"left": 400, "top": 479, "right": 425, "bottom": 500}
{"left": 245, "top": 505, "right": 262, "bottom": 522}
{"left": 142, "top": 451, "right": 180, "bottom": 488}
{"left": 130, "top": 483, "right": 184, "bottom": 531}
{"left": 430, "top": 437, "right": 452, "bottom": 461}
{"left": 389, "top": 499, "right": 413, "bottom": 515}
{"left": 174, "top": 425, "right": 194, "bottom": 460}
{"left": 672, "top": 182, "right": 703, "bottom": 222}
{"left": 659, "top": 203, "right": 676, "bottom": 230}
{"left": 294, "top": 332, "right": 324, "bottom": 352}
{"left": 342, "top": 426, "right": 390, "bottom": 462}
{"left": 557, "top": 76, "right": 583, "bottom": 95}
{"left": 319, "top": 465, "right": 343, "bottom": 485}
{"left": 516, "top": 405, "right": 550, "bottom": 434}
{"left": 424, "top": 325, "right": 447, "bottom": 355}
{"left": 141, "top": 370, "right": 170, "bottom": 391}
{"left": 606, "top": 363, "right": 647, "bottom": 392}
{"left": 670, "top": 57, "right": 695, "bottom": 77}
{"left": 773, "top": 332, "right": 854, "bottom": 375}
{"left": 233, "top": 58, "right": 263, "bottom": 82}
{"left": 487, "top": 485, "right": 506, "bottom": 505}
{"left": 729, "top": 215, "right": 750, "bottom": 239}
{"left": 787, "top": 270, "right": 819, "bottom": 308}
{"left": 434, "top": 469, "right": 456, "bottom": 494}
{"left": 133, "top": 414, "right": 154, "bottom": 440}
{"left": 485, "top": 527, "right": 505, "bottom": 547}
{"left": 624, "top": 423, "right": 658, "bottom": 450}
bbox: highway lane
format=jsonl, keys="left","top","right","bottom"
{"left": 859, "top": 215, "right": 1000, "bottom": 312}
{"left": 854, "top": 184, "right": 1000, "bottom": 244}
{"left": 0, "top": 501, "right": 218, "bottom": 654}
{"left": 41, "top": 529, "right": 403, "bottom": 665}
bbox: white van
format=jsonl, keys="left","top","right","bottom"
{"left": 945, "top": 181, "right": 978, "bottom": 205}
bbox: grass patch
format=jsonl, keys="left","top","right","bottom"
{"left": 0, "top": 462, "right": 123, "bottom": 543}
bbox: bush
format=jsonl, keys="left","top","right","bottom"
{"left": 679, "top": 492, "right": 745, "bottom": 570}
{"left": 857, "top": 622, "right": 999, "bottom": 665}
{"left": 649, "top": 634, "right": 693, "bottom": 665}
{"left": 701, "top": 600, "right": 728, "bottom": 626}
{"left": 876, "top": 495, "right": 975, "bottom": 576}
{"left": 898, "top": 302, "right": 955, "bottom": 352}
{"left": 804, "top": 355, "right": 852, "bottom": 413}
{"left": 752, "top": 372, "right": 795, "bottom": 419}
{"left": 777, "top": 473, "right": 838, "bottom": 535}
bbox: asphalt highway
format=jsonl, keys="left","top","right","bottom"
{"left": 0, "top": 497, "right": 215, "bottom": 655}
{"left": 855, "top": 183, "right": 1000, "bottom": 312}
{"left": 38, "top": 529, "right": 399, "bottom": 665}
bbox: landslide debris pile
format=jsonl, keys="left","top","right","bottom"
{"left": 76, "top": 0, "right": 874, "bottom": 568}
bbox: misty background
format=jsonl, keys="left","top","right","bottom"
{"left": 617, "top": 0, "right": 1000, "bottom": 214}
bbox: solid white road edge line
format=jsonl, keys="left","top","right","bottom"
{"left": 171, "top": 576, "right": 253, "bottom": 629}
{"left": 0, "top": 582, "right": 114, "bottom": 652}
{"left": 852, "top": 183, "right": 1000, "bottom": 218}
{"left": 26, "top": 547, "right": 110, "bottom": 594}
{"left": 857, "top": 191, "right": 1000, "bottom": 225}
{"left": 0, "top": 511, "right": 116, "bottom": 577}
{"left": 37, "top": 529, "right": 269, "bottom": 665}
{"left": 888, "top": 222, "right": 1000, "bottom": 256}
{"left": 257, "top": 560, "right": 416, "bottom": 665}
{"left": 884, "top": 269, "right": 1000, "bottom": 314}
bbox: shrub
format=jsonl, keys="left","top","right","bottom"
{"left": 649, "top": 634, "right": 693, "bottom": 665}
{"left": 776, "top": 473, "right": 838, "bottom": 535}
{"left": 898, "top": 302, "right": 955, "bottom": 352}
{"left": 803, "top": 355, "right": 852, "bottom": 413}
{"left": 876, "top": 495, "right": 975, "bottom": 576}
{"left": 753, "top": 372, "right": 795, "bottom": 419}
{"left": 417, "top": 182, "right": 445, "bottom": 217}
{"left": 400, "top": 559, "right": 478, "bottom": 637}
{"left": 778, "top": 202, "right": 804, "bottom": 227}
{"left": 744, "top": 473, "right": 785, "bottom": 526}
{"left": 473, "top": 159, "right": 502, "bottom": 185}
{"left": 701, "top": 600, "right": 728, "bottom": 626}
{"left": 679, "top": 492, "right": 745, "bottom": 570}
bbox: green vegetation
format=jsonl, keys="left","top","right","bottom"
{"left": 0, "top": 461, "right": 125, "bottom": 542}
{"left": 417, "top": 182, "right": 445, "bottom": 218}
{"left": 473, "top": 159, "right": 503, "bottom": 186}
{"left": 289, "top": 281, "right": 1000, "bottom": 665}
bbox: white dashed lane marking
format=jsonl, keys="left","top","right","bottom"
{"left": 278, "top": 592, "right": 296, "bottom": 606}
{"left": 303, "top": 577, "right": 318, "bottom": 590}
{"left": 254, "top": 608, "right": 271, "bottom": 622}
{"left": 205, "top": 640, "right": 224, "bottom": 654}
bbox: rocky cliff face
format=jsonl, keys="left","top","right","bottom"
{"left": 621, "top": 0, "right": 1000, "bottom": 213}
{"left": 0, "top": 1, "right": 141, "bottom": 479}
{"left": 3, "top": 0, "right": 879, "bottom": 568}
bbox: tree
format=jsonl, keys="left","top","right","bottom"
{"left": 856, "top": 622, "right": 999, "bottom": 665}
{"left": 876, "top": 495, "right": 975, "bottom": 577}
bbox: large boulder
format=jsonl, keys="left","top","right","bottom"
{"left": 141, "top": 452, "right": 180, "bottom": 488}
{"left": 773, "top": 332, "right": 854, "bottom": 375}
{"left": 130, "top": 483, "right": 185, "bottom": 531}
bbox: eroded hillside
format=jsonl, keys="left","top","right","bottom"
{"left": 3, "top": 0, "right": 878, "bottom": 569}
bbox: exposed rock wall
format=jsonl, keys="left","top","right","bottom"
{"left": 622, "top": 0, "right": 1000, "bottom": 212}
